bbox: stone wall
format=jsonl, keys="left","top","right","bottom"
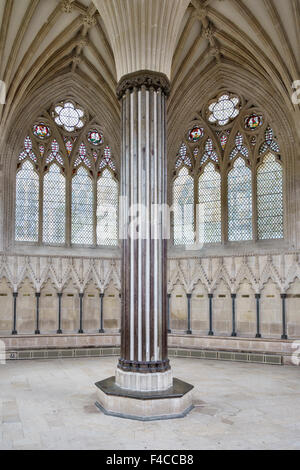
{"left": 0, "top": 251, "right": 300, "bottom": 340}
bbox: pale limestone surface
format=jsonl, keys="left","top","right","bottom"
{"left": 0, "top": 357, "right": 300, "bottom": 450}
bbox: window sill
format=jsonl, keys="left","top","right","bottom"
{"left": 168, "top": 239, "right": 294, "bottom": 258}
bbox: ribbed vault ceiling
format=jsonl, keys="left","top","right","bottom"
{"left": 0, "top": 0, "right": 299, "bottom": 137}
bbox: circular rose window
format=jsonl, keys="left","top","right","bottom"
{"left": 33, "top": 123, "right": 51, "bottom": 139}
{"left": 88, "top": 130, "right": 103, "bottom": 146}
{"left": 54, "top": 102, "right": 84, "bottom": 132}
{"left": 245, "top": 113, "right": 263, "bottom": 130}
{"left": 208, "top": 94, "right": 240, "bottom": 126}
{"left": 188, "top": 126, "right": 204, "bottom": 142}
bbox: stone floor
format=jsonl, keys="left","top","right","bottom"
{"left": 0, "top": 356, "right": 299, "bottom": 450}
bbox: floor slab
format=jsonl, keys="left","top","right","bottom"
{"left": 0, "top": 357, "right": 299, "bottom": 450}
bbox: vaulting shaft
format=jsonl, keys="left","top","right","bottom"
{"left": 93, "top": 0, "right": 190, "bottom": 80}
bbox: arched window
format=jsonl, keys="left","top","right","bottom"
{"left": 43, "top": 164, "right": 65, "bottom": 244}
{"left": 228, "top": 158, "right": 252, "bottom": 241}
{"left": 15, "top": 161, "right": 39, "bottom": 242}
{"left": 71, "top": 167, "right": 93, "bottom": 245}
{"left": 198, "top": 163, "right": 221, "bottom": 243}
{"left": 97, "top": 169, "right": 118, "bottom": 246}
{"left": 173, "top": 167, "right": 194, "bottom": 245}
{"left": 257, "top": 152, "right": 283, "bottom": 239}
{"left": 173, "top": 93, "right": 284, "bottom": 247}
{"left": 15, "top": 100, "right": 118, "bottom": 247}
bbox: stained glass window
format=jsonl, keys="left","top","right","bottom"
{"left": 18, "top": 136, "right": 37, "bottom": 162}
{"left": 257, "top": 153, "right": 283, "bottom": 240}
{"left": 229, "top": 132, "right": 249, "bottom": 160}
{"left": 201, "top": 139, "right": 218, "bottom": 164}
{"left": 228, "top": 158, "right": 252, "bottom": 241}
{"left": 244, "top": 114, "right": 263, "bottom": 131}
{"left": 173, "top": 167, "right": 194, "bottom": 245}
{"left": 74, "top": 142, "right": 91, "bottom": 168}
{"left": 99, "top": 146, "right": 116, "bottom": 171}
{"left": 33, "top": 124, "right": 51, "bottom": 139}
{"left": 43, "top": 164, "right": 66, "bottom": 244}
{"left": 198, "top": 163, "right": 221, "bottom": 243}
{"left": 15, "top": 161, "right": 39, "bottom": 242}
{"left": 188, "top": 126, "right": 204, "bottom": 142}
{"left": 175, "top": 143, "right": 192, "bottom": 169}
{"left": 259, "top": 127, "right": 280, "bottom": 154}
{"left": 88, "top": 129, "right": 103, "bottom": 146}
{"left": 54, "top": 102, "right": 84, "bottom": 132}
{"left": 46, "top": 140, "right": 64, "bottom": 165}
{"left": 208, "top": 94, "right": 240, "bottom": 126}
{"left": 71, "top": 167, "right": 93, "bottom": 245}
{"left": 97, "top": 169, "right": 118, "bottom": 245}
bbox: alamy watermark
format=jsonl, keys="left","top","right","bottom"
{"left": 0, "top": 80, "right": 6, "bottom": 104}
{"left": 291, "top": 341, "right": 300, "bottom": 366}
{"left": 0, "top": 340, "right": 6, "bottom": 365}
{"left": 291, "top": 80, "right": 300, "bottom": 105}
{"left": 93, "top": 199, "right": 206, "bottom": 251}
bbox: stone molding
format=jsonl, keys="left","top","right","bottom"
{"left": 116, "top": 70, "right": 171, "bottom": 100}
{"left": 0, "top": 251, "right": 299, "bottom": 295}
{"left": 117, "top": 357, "right": 171, "bottom": 374}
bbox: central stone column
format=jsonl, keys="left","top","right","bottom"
{"left": 116, "top": 70, "right": 171, "bottom": 392}
{"left": 93, "top": 0, "right": 193, "bottom": 420}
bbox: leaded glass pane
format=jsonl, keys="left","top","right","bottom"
{"left": 43, "top": 164, "right": 65, "bottom": 244}
{"left": 173, "top": 167, "right": 194, "bottom": 245}
{"left": 97, "top": 169, "right": 118, "bottom": 246}
{"left": 175, "top": 143, "right": 192, "bottom": 169}
{"left": 208, "top": 94, "right": 240, "bottom": 126}
{"left": 198, "top": 163, "right": 221, "bottom": 243}
{"left": 54, "top": 102, "right": 84, "bottom": 132}
{"left": 228, "top": 158, "right": 252, "bottom": 241}
{"left": 71, "top": 167, "right": 93, "bottom": 244}
{"left": 15, "top": 161, "right": 39, "bottom": 242}
{"left": 257, "top": 153, "right": 283, "bottom": 239}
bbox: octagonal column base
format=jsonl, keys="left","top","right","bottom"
{"left": 95, "top": 376, "right": 194, "bottom": 421}
{"left": 115, "top": 367, "right": 173, "bottom": 392}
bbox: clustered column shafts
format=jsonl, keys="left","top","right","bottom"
{"left": 117, "top": 71, "right": 170, "bottom": 375}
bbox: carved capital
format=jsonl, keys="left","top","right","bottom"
{"left": 116, "top": 70, "right": 171, "bottom": 100}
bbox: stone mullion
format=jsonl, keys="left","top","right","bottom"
{"left": 221, "top": 167, "right": 228, "bottom": 244}
{"left": 38, "top": 172, "right": 43, "bottom": 244}
{"left": 252, "top": 164, "right": 258, "bottom": 241}
{"left": 66, "top": 170, "right": 72, "bottom": 246}
{"left": 194, "top": 172, "right": 198, "bottom": 245}
{"left": 93, "top": 175, "right": 97, "bottom": 246}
